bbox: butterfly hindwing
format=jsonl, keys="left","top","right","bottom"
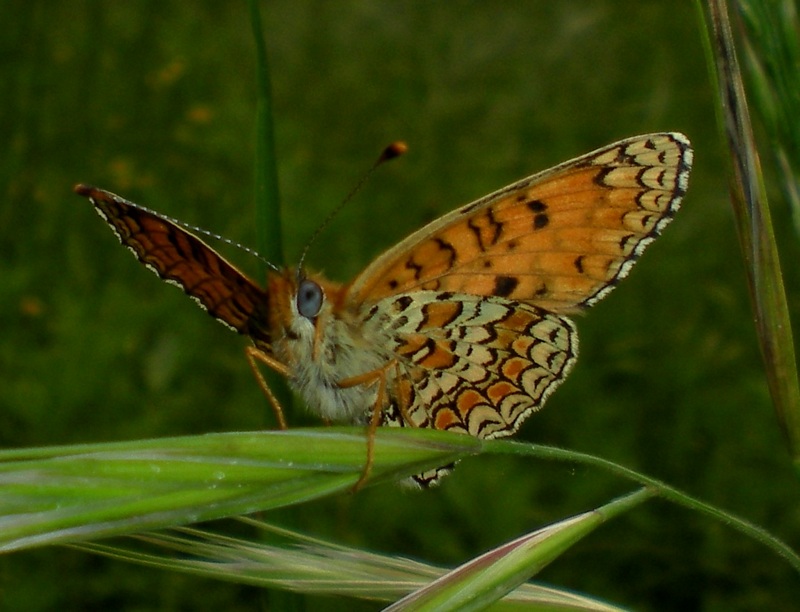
{"left": 376, "top": 291, "right": 577, "bottom": 437}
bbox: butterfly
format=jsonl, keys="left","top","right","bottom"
{"left": 75, "top": 132, "right": 692, "bottom": 487}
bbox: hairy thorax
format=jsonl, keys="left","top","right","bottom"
{"left": 268, "top": 270, "right": 395, "bottom": 423}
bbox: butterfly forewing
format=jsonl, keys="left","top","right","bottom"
{"left": 74, "top": 185, "right": 272, "bottom": 346}
{"left": 347, "top": 133, "right": 692, "bottom": 313}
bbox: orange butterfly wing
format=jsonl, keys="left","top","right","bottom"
{"left": 75, "top": 134, "right": 693, "bottom": 487}
{"left": 347, "top": 133, "right": 692, "bottom": 313}
{"left": 343, "top": 133, "right": 691, "bottom": 486}
{"left": 74, "top": 185, "right": 273, "bottom": 348}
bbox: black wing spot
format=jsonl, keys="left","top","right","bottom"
{"left": 434, "top": 237, "right": 457, "bottom": 267}
{"left": 365, "top": 304, "right": 380, "bottom": 321}
{"left": 467, "top": 217, "right": 485, "bottom": 251}
{"left": 527, "top": 199, "right": 548, "bottom": 213}
{"left": 619, "top": 234, "right": 636, "bottom": 251}
{"left": 574, "top": 255, "right": 585, "bottom": 274}
{"left": 594, "top": 167, "right": 614, "bottom": 187}
{"left": 493, "top": 275, "right": 519, "bottom": 297}
{"left": 533, "top": 213, "right": 549, "bottom": 230}
{"left": 417, "top": 337, "right": 437, "bottom": 362}
{"left": 486, "top": 207, "right": 503, "bottom": 245}
{"left": 405, "top": 257, "right": 424, "bottom": 280}
{"left": 395, "top": 295, "right": 414, "bottom": 311}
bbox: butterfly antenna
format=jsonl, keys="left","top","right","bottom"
{"left": 296, "top": 141, "right": 408, "bottom": 275}
{"left": 85, "top": 191, "right": 282, "bottom": 273}
{"left": 173, "top": 216, "right": 281, "bottom": 272}
{"left": 166, "top": 213, "right": 281, "bottom": 272}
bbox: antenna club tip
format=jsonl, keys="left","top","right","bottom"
{"left": 380, "top": 141, "right": 408, "bottom": 162}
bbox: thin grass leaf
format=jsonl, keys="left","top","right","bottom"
{"left": 737, "top": 0, "right": 800, "bottom": 233}
{"left": 73, "top": 518, "right": 625, "bottom": 612}
{"left": 485, "top": 438, "right": 800, "bottom": 574}
{"left": 385, "top": 489, "right": 651, "bottom": 612}
{"left": 0, "top": 427, "right": 479, "bottom": 553}
{"left": 696, "top": 0, "right": 800, "bottom": 468}
{"left": 247, "top": 0, "right": 293, "bottom": 422}
{"left": 249, "top": 0, "right": 282, "bottom": 267}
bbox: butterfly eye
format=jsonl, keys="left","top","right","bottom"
{"left": 296, "top": 279, "right": 324, "bottom": 319}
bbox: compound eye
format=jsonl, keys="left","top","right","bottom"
{"left": 296, "top": 279, "right": 323, "bottom": 319}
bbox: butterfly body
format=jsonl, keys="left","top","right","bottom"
{"left": 76, "top": 132, "right": 692, "bottom": 485}
{"left": 266, "top": 270, "right": 393, "bottom": 423}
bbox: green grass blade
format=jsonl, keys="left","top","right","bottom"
{"left": 737, "top": 0, "right": 800, "bottom": 233}
{"left": 247, "top": 0, "right": 292, "bottom": 423}
{"left": 3, "top": 428, "right": 797, "bottom": 580}
{"left": 73, "top": 518, "right": 625, "bottom": 611}
{"left": 696, "top": 0, "right": 800, "bottom": 468}
{"left": 248, "top": 0, "right": 282, "bottom": 267}
{"left": 0, "top": 428, "right": 479, "bottom": 553}
{"left": 385, "top": 489, "right": 651, "bottom": 612}
{"left": 485, "top": 438, "right": 800, "bottom": 575}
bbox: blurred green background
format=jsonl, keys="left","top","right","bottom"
{"left": 2, "top": 1, "right": 799, "bottom": 610}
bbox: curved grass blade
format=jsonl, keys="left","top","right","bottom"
{"left": 485, "top": 438, "right": 800, "bottom": 575}
{"left": 385, "top": 489, "right": 651, "bottom": 612}
{"left": 0, "top": 427, "right": 479, "bottom": 553}
{"left": 737, "top": 0, "right": 800, "bottom": 234}
{"left": 74, "top": 517, "right": 626, "bottom": 611}
{"left": 696, "top": 0, "right": 800, "bottom": 468}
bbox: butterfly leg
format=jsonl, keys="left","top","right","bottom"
{"left": 245, "top": 346, "right": 292, "bottom": 430}
{"left": 337, "top": 360, "right": 397, "bottom": 491}
{"left": 395, "top": 376, "right": 417, "bottom": 429}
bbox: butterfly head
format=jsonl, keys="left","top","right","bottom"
{"left": 269, "top": 269, "right": 347, "bottom": 363}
